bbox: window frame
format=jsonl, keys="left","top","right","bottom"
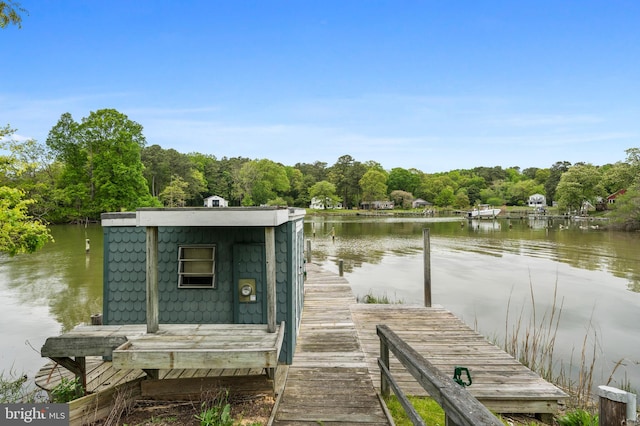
{"left": 177, "top": 244, "right": 216, "bottom": 289}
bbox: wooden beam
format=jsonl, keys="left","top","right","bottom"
{"left": 146, "top": 226, "right": 159, "bottom": 333}
{"left": 265, "top": 227, "right": 276, "bottom": 333}
{"left": 423, "top": 228, "right": 431, "bottom": 307}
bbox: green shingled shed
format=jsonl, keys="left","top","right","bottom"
{"left": 101, "top": 207, "right": 306, "bottom": 364}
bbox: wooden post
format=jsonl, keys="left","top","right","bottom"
{"left": 380, "top": 336, "right": 390, "bottom": 398}
{"left": 146, "top": 226, "right": 159, "bottom": 333}
{"left": 306, "top": 239, "right": 311, "bottom": 264}
{"left": 90, "top": 313, "right": 103, "bottom": 325}
{"left": 423, "top": 228, "right": 432, "bottom": 307}
{"left": 598, "top": 385, "right": 637, "bottom": 426}
{"left": 265, "top": 227, "right": 277, "bottom": 333}
{"left": 339, "top": 259, "right": 344, "bottom": 276}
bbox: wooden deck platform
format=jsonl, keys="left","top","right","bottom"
{"left": 36, "top": 263, "right": 567, "bottom": 425}
{"left": 351, "top": 304, "right": 568, "bottom": 415}
{"left": 35, "top": 357, "right": 267, "bottom": 395}
{"left": 37, "top": 323, "right": 284, "bottom": 397}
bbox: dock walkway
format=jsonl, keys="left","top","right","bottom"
{"left": 272, "top": 263, "right": 390, "bottom": 425}
{"left": 273, "top": 263, "right": 566, "bottom": 423}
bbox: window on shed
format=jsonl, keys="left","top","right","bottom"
{"left": 178, "top": 245, "right": 216, "bottom": 288}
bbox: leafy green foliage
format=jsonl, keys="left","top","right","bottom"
{"left": 46, "top": 110, "right": 160, "bottom": 219}
{"left": 0, "top": 0, "right": 26, "bottom": 28}
{"left": 309, "top": 180, "right": 340, "bottom": 209}
{"left": 1, "top": 371, "right": 28, "bottom": 403}
{"left": 50, "top": 377, "right": 82, "bottom": 403}
{"left": 359, "top": 168, "right": 388, "bottom": 203}
{"left": 0, "top": 125, "right": 52, "bottom": 255}
{"left": 5, "top": 109, "right": 640, "bottom": 226}
{"left": 195, "top": 391, "right": 233, "bottom": 426}
{"left": 556, "top": 409, "right": 598, "bottom": 426}
{"left": 0, "top": 186, "right": 52, "bottom": 255}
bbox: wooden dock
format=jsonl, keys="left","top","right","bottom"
{"left": 273, "top": 263, "right": 566, "bottom": 423}
{"left": 272, "top": 264, "right": 390, "bottom": 424}
{"left": 351, "top": 304, "right": 568, "bottom": 415}
{"left": 36, "top": 263, "right": 567, "bottom": 425}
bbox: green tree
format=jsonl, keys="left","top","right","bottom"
{"left": 458, "top": 173, "right": 486, "bottom": 205}
{"left": 556, "top": 180, "right": 584, "bottom": 213}
{"left": 47, "top": 109, "right": 159, "bottom": 219}
{"left": 294, "top": 161, "right": 328, "bottom": 183}
{"left": 453, "top": 190, "right": 470, "bottom": 209}
{"left": 434, "top": 187, "right": 455, "bottom": 207}
{"left": 607, "top": 148, "right": 640, "bottom": 231}
{"left": 359, "top": 169, "right": 388, "bottom": 203}
{"left": 555, "top": 163, "right": 603, "bottom": 212}
{"left": 0, "top": 1, "right": 26, "bottom": 28}
{"left": 0, "top": 133, "right": 60, "bottom": 221}
{"left": 284, "top": 166, "right": 306, "bottom": 207}
{"left": 418, "top": 174, "right": 457, "bottom": 204}
{"left": 600, "top": 162, "right": 635, "bottom": 195}
{"left": 328, "top": 155, "right": 365, "bottom": 209}
{"left": 608, "top": 186, "right": 640, "bottom": 231}
{"left": 545, "top": 161, "right": 571, "bottom": 204}
{"left": 159, "top": 175, "right": 189, "bottom": 207}
{"left": 0, "top": 125, "right": 52, "bottom": 255}
{"left": 506, "top": 180, "right": 544, "bottom": 206}
{"left": 387, "top": 167, "right": 420, "bottom": 194}
{"left": 389, "top": 190, "right": 414, "bottom": 209}
{"left": 625, "top": 147, "right": 640, "bottom": 178}
{"left": 0, "top": 187, "right": 52, "bottom": 255}
{"left": 309, "top": 181, "right": 340, "bottom": 209}
{"left": 235, "top": 159, "right": 290, "bottom": 206}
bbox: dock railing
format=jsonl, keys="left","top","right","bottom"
{"left": 377, "top": 324, "right": 503, "bottom": 426}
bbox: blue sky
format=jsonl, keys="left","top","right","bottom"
{"left": 2, "top": 1, "right": 639, "bottom": 172}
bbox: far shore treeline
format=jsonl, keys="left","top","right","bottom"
{"left": 2, "top": 108, "right": 640, "bottom": 255}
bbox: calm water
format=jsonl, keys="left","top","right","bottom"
{"left": 306, "top": 215, "right": 640, "bottom": 392}
{"left": 1, "top": 218, "right": 639, "bottom": 393}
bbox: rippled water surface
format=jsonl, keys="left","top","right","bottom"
{"left": 308, "top": 215, "right": 640, "bottom": 390}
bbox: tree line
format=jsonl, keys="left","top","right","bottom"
{"left": 2, "top": 108, "right": 640, "bottom": 254}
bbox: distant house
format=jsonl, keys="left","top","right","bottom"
{"left": 528, "top": 194, "right": 547, "bottom": 209}
{"left": 607, "top": 189, "right": 627, "bottom": 205}
{"left": 309, "top": 197, "right": 342, "bottom": 210}
{"left": 580, "top": 200, "right": 595, "bottom": 215}
{"left": 412, "top": 198, "right": 432, "bottom": 209}
{"left": 360, "top": 200, "right": 394, "bottom": 210}
{"left": 204, "top": 195, "right": 228, "bottom": 208}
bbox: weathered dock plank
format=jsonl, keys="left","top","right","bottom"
{"left": 351, "top": 303, "right": 568, "bottom": 415}
{"left": 272, "top": 263, "right": 390, "bottom": 425}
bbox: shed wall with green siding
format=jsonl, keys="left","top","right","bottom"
{"left": 101, "top": 210, "right": 305, "bottom": 364}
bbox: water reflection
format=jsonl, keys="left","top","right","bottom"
{"left": 307, "top": 215, "right": 640, "bottom": 391}
{"left": 308, "top": 216, "right": 640, "bottom": 291}
{"left": 0, "top": 225, "right": 103, "bottom": 375}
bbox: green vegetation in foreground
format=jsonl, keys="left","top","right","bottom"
{"left": 384, "top": 395, "right": 588, "bottom": 425}
{"left": 384, "top": 395, "right": 445, "bottom": 426}
{"left": 0, "top": 370, "right": 44, "bottom": 403}
{"left": 359, "top": 290, "right": 404, "bottom": 304}
{"left": 556, "top": 409, "right": 599, "bottom": 426}
{"left": 50, "top": 377, "right": 83, "bottom": 403}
